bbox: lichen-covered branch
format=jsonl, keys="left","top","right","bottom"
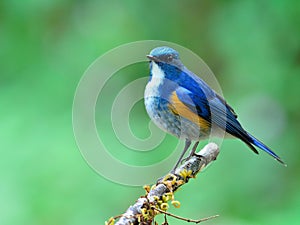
{"left": 109, "top": 143, "right": 220, "bottom": 225}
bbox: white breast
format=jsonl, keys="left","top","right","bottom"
{"left": 144, "top": 62, "right": 166, "bottom": 98}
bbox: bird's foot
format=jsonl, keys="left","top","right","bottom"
{"left": 180, "top": 153, "right": 197, "bottom": 164}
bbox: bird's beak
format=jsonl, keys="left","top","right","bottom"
{"left": 146, "top": 55, "right": 158, "bottom": 62}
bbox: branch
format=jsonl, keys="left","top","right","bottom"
{"left": 153, "top": 207, "right": 219, "bottom": 224}
{"left": 109, "top": 143, "right": 220, "bottom": 225}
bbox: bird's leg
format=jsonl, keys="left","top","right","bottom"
{"left": 180, "top": 141, "right": 200, "bottom": 164}
{"left": 170, "top": 139, "right": 191, "bottom": 173}
{"left": 189, "top": 141, "right": 199, "bottom": 157}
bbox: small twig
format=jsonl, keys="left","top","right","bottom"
{"left": 153, "top": 207, "right": 219, "bottom": 224}
{"left": 113, "top": 215, "right": 123, "bottom": 220}
{"left": 163, "top": 212, "right": 168, "bottom": 225}
{"left": 105, "top": 215, "right": 124, "bottom": 225}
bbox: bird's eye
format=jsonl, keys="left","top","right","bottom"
{"left": 167, "top": 55, "right": 173, "bottom": 61}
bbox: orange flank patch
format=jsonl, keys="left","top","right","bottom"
{"left": 169, "top": 91, "right": 210, "bottom": 130}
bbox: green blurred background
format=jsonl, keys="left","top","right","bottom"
{"left": 1, "top": 0, "right": 300, "bottom": 224}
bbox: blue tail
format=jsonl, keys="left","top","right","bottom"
{"left": 247, "top": 133, "right": 286, "bottom": 165}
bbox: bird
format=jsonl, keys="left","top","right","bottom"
{"left": 144, "top": 46, "right": 285, "bottom": 172}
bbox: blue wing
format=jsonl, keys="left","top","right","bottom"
{"left": 175, "top": 86, "right": 258, "bottom": 151}
{"left": 174, "top": 68, "right": 260, "bottom": 154}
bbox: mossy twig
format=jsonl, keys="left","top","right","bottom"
{"left": 110, "top": 143, "right": 219, "bottom": 225}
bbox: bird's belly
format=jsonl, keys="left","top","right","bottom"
{"left": 144, "top": 96, "right": 209, "bottom": 140}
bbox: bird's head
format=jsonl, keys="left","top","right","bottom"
{"left": 147, "top": 46, "right": 183, "bottom": 68}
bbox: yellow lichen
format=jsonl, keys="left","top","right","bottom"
{"left": 186, "top": 169, "right": 193, "bottom": 177}
{"left": 162, "top": 194, "right": 170, "bottom": 202}
{"left": 176, "top": 180, "right": 184, "bottom": 186}
{"left": 179, "top": 169, "right": 193, "bottom": 180}
{"left": 143, "top": 185, "right": 150, "bottom": 193}
{"left": 141, "top": 207, "right": 151, "bottom": 220}
{"left": 141, "top": 208, "right": 147, "bottom": 214}
{"left": 166, "top": 192, "right": 174, "bottom": 200}
{"left": 105, "top": 217, "right": 115, "bottom": 225}
{"left": 160, "top": 203, "right": 169, "bottom": 211}
{"left": 162, "top": 173, "right": 177, "bottom": 183}
{"left": 157, "top": 200, "right": 163, "bottom": 205}
{"left": 171, "top": 200, "right": 181, "bottom": 208}
{"left": 153, "top": 195, "right": 160, "bottom": 201}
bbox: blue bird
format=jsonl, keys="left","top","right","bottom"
{"left": 144, "top": 46, "right": 285, "bottom": 171}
